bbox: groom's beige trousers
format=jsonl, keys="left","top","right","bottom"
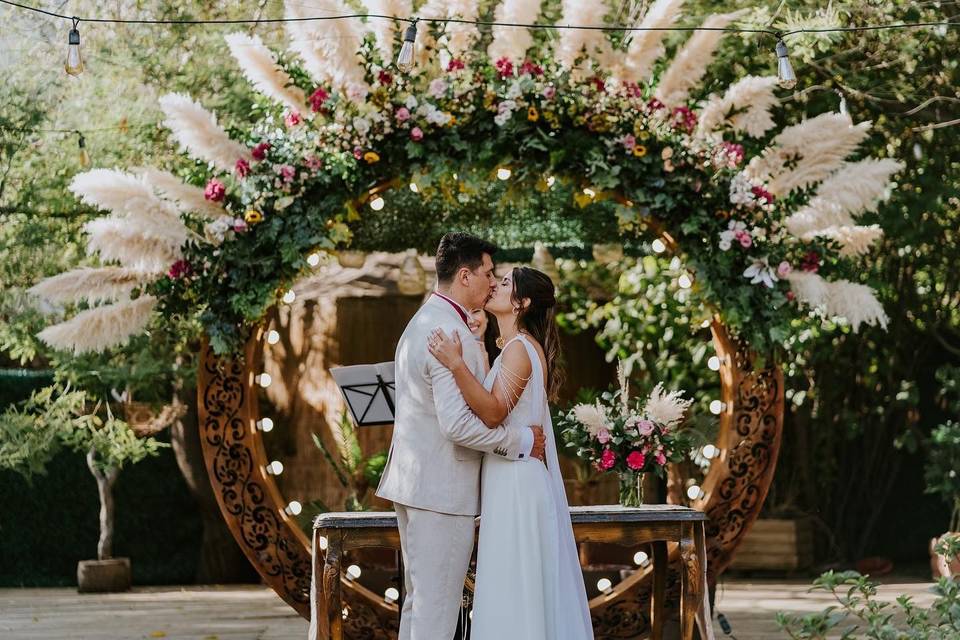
{"left": 395, "top": 503, "right": 475, "bottom": 640}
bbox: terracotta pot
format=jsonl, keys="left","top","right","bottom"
{"left": 337, "top": 250, "right": 367, "bottom": 269}
{"left": 930, "top": 533, "right": 960, "bottom": 579}
{"left": 77, "top": 557, "right": 131, "bottom": 593}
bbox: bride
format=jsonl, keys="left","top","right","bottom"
{"left": 427, "top": 266, "right": 594, "bottom": 639}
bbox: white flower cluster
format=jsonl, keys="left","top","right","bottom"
{"left": 729, "top": 172, "right": 756, "bottom": 206}
{"left": 494, "top": 99, "right": 518, "bottom": 126}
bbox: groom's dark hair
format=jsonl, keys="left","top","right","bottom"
{"left": 435, "top": 232, "right": 497, "bottom": 284}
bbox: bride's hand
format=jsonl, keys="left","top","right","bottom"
{"left": 428, "top": 328, "right": 464, "bottom": 370}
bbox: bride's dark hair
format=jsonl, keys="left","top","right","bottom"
{"left": 511, "top": 266, "right": 564, "bottom": 402}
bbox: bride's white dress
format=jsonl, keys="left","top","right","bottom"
{"left": 470, "top": 334, "right": 594, "bottom": 640}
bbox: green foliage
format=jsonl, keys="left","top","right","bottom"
{"left": 310, "top": 409, "right": 387, "bottom": 512}
{"left": 776, "top": 571, "right": 960, "bottom": 639}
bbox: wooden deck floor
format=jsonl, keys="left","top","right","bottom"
{"left": 0, "top": 578, "right": 939, "bottom": 639}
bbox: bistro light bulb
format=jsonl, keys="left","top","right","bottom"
{"left": 496, "top": 167, "right": 511, "bottom": 180}
{"left": 257, "top": 373, "right": 272, "bottom": 388}
{"left": 709, "top": 399, "right": 724, "bottom": 415}
{"left": 346, "top": 564, "right": 362, "bottom": 580}
{"left": 396, "top": 21, "right": 418, "bottom": 73}
{"left": 306, "top": 253, "right": 321, "bottom": 267}
{"left": 651, "top": 238, "right": 666, "bottom": 254}
{"left": 708, "top": 355, "right": 721, "bottom": 371}
{"left": 687, "top": 485, "right": 704, "bottom": 500}
{"left": 384, "top": 587, "right": 399, "bottom": 603}
{"left": 633, "top": 551, "right": 649, "bottom": 565}
{"left": 370, "top": 195, "right": 385, "bottom": 211}
{"left": 702, "top": 444, "right": 719, "bottom": 459}
{"left": 776, "top": 39, "right": 797, "bottom": 89}
{"left": 596, "top": 578, "right": 613, "bottom": 593}
{"left": 266, "top": 460, "right": 284, "bottom": 475}
{"left": 409, "top": 182, "right": 419, "bottom": 193}
{"left": 285, "top": 500, "right": 302, "bottom": 516}
{"left": 65, "top": 18, "right": 84, "bottom": 76}
{"left": 282, "top": 289, "right": 296, "bottom": 304}
{"left": 267, "top": 330, "right": 281, "bottom": 345}
{"left": 257, "top": 417, "right": 274, "bottom": 432}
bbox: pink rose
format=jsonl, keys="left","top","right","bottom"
{"left": 621, "top": 134, "right": 636, "bottom": 151}
{"left": 428, "top": 78, "right": 448, "bottom": 98}
{"left": 655, "top": 451, "right": 667, "bottom": 466}
{"left": 308, "top": 87, "right": 329, "bottom": 112}
{"left": 494, "top": 57, "right": 514, "bottom": 79}
{"left": 234, "top": 158, "right": 251, "bottom": 178}
{"left": 735, "top": 230, "right": 753, "bottom": 249}
{"left": 204, "top": 178, "right": 226, "bottom": 202}
{"left": 777, "top": 261, "right": 792, "bottom": 278}
{"left": 410, "top": 127, "right": 424, "bottom": 142}
{"left": 596, "top": 428, "right": 611, "bottom": 444}
{"left": 647, "top": 98, "right": 665, "bottom": 112}
{"left": 626, "top": 451, "right": 646, "bottom": 471}
{"left": 395, "top": 107, "right": 411, "bottom": 123}
{"left": 542, "top": 85, "right": 556, "bottom": 100}
{"left": 251, "top": 142, "right": 271, "bottom": 161}
{"left": 636, "top": 419, "right": 655, "bottom": 437}
{"left": 232, "top": 218, "right": 248, "bottom": 233}
{"left": 284, "top": 111, "right": 302, "bottom": 127}
{"left": 304, "top": 155, "right": 323, "bottom": 171}
{"left": 278, "top": 164, "right": 295, "bottom": 183}
{"left": 599, "top": 449, "right": 616, "bottom": 471}
{"left": 353, "top": 146, "right": 363, "bottom": 160}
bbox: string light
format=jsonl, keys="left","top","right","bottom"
{"left": 65, "top": 17, "right": 83, "bottom": 76}
{"left": 369, "top": 195, "right": 385, "bottom": 210}
{"left": 282, "top": 289, "right": 296, "bottom": 304}
{"left": 266, "top": 460, "right": 284, "bottom": 475}
{"left": 678, "top": 273, "right": 693, "bottom": 289}
{"left": 384, "top": 587, "right": 399, "bottom": 604}
{"left": 775, "top": 38, "right": 797, "bottom": 89}
{"left": 256, "top": 417, "right": 274, "bottom": 432}
{"left": 582, "top": 187, "right": 596, "bottom": 198}
{"left": 596, "top": 578, "right": 613, "bottom": 594}
{"left": 546, "top": 175, "right": 556, "bottom": 187}
{"left": 709, "top": 399, "right": 725, "bottom": 415}
{"left": 284, "top": 500, "right": 302, "bottom": 516}
{"left": 396, "top": 19, "right": 417, "bottom": 73}
{"left": 306, "top": 252, "right": 321, "bottom": 267}
{"left": 702, "top": 444, "right": 719, "bottom": 459}
{"left": 409, "top": 182, "right": 419, "bottom": 193}
{"left": 707, "top": 355, "right": 721, "bottom": 371}
{"left": 318, "top": 535, "right": 328, "bottom": 550}
{"left": 76, "top": 131, "right": 91, "bottom": 167}
{"left": 496, "top": 167, "right": 512, "bottom": 181}
{"left": 633, "top": 551, "right": 649, "bottom": 566}
{"left": 346, "top": 564, "right": 362, "bottom": 580}
{"left": 256, "top": 372, "right": 272, "bottom": 388}
{"left": 651, "top": 239, "right": 667, "bottom": 254}
{"left": 687, "top": 485, "right": 705, "bottom": 500}
{"left": 267, "top": 329, "right": 281, "bottom": 344}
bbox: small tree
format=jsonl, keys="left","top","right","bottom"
{"left": 0, "top": 384, "right": 167, "bottom": 561}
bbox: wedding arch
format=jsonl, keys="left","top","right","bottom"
{"left": 33, "top": 0, "right": 900, "bottom": 636}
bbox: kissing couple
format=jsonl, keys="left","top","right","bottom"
{"left": 377, "top": 232, "right": 593, "bottom": 639}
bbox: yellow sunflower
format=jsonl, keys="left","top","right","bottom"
{"left": 244, "top": 209, "right": 264, "bottom": 224}
{"left": 527, "top": 106, "right": 539, "bottom": 122}
{"left": 633, "top": 145, "right": 648, "bottom": 158}
{"left": 363, "top": 151, "right": 380, "bottom": 164}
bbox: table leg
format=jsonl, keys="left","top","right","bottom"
{"left": 321, "top": 532, "right": 343, "bottom": 640}
{"left": 650, "top": 542, "right": 667, "bottom": 640}
{"left": 679, "top": 522, "right": 702, "bottom": 640}
{"left": 694, "top": 523, "right": 715, "bottom": 640}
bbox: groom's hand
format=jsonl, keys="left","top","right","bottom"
{"left": 529, "top": 426, "right": 546, "bottom": 463}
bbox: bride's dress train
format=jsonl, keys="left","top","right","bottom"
{"left": 470, "top": 334, "right": 594, "bottom": 640}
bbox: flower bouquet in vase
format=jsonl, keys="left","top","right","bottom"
{"left": 559, "top": 368, "right": 694, "bottom": 508}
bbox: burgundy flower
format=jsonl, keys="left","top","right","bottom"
{"left": 520, "top": 60, "right": 543, "bottom": 76}
{"left": 251, "top": 142, "right": 271, "bottom": 161}
{"left": 377, "top": 70, "right": 393, "bottom": 86}
{"left": 671, "top": 106, "right": 698, "bottom": 133}
{"left": 353, "top": 146, "right": 363, "bottom": 160}
{"left": 235, "top": 158, "right": 251, "bottom": 178}
{"left": 624, "top": 82, "right": 643, "bottom": 98}
{"left": 590, "top": 76, "right": 606, "bottom": 93}
{"left": 751, "top": 185, "right": 775, "bottom": 204}
{"left": 719, "top": 141, "right": 745, "bottom": 167}
{"left": 786, "top": 290, "right": 796, "bottom": 302}
{"left": 646, "top": 97, "right": 665, "bottom": 112}
{"left": 801, "top": 251, "right": 821, "bottom": 273}
{"left": 204, "top": 178, "right": 226, "bottom": 202}
{"left": 446, "top": 58, "right": 465, "bottom": 72}
{"left": 494, "top": 57, "right": 514, "bottom": 79}
{"left": 168, "top": 259, "right": 191, "bottom": 279}
{"left": 308, "top": 87, "right": 330, "bottom": 112}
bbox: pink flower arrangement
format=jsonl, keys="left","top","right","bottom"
{"left": 251, "top": 142, "right": 271, "bottom": 161}
{"left": 352, "top": 146, "right": 363, "bottom": 160}
{"left": 715, "top": 141, "right": 745, "bottom": 169}
{"left": 304, "top": 155, "right": 323, "bottom": 171}
{"left": 647, "top": 98, "right": 665, "bottom": 112}
{"left": 168, "top": 259, "right": 191, "bottom": 279}
{"left": 494, "top": 57, "right": 514, "bottom": 79}
{"left": 446, "top": 58, "right": 465, "bottom": 72}
{"left": 655, "top": 450, "right": 667, "bottom": 466}
{"left": 235, "top": 158, "right": 251, "bottom": 178}
{"left": 635, "top": 419, "right": 655, "bottom": 436}
{"left": 204, "top": 178, "right": 226, "bottom": 202}
{"left": 672, "top": 106, "right": 698, "bottom": 133}
{"left": 277, "top": 165, "right": 295, "bottom": 183}
{"left": 520, "top": 60, "right": 543, "bottom": 76}
{"left": 410, "top": 127, "right": 424, "bottom": 142}
{"left": 590, "top": 76, "right": 606, "bottom": 93}
{"left": 395, "top": 107, "right": 411, "bottom": 123}
{"left": 599, "top": 449, "right": 616, "bottom": 470}
{"left": 428, "top": 78, "right": 448, "bottom": 98}
{"left": 735, "top": 229, "right": 753, "bottom": 248}
{"left": 308, "top": 87, "right": 330, "bottom": 112}
{"left": 624, "top": 82, "right": 643, "bottom": 98}
{"left": 626, "top": 451, "right": 646, "bottom": 471}
{"left": 284, "top": 111, "right": 302, "bottom": 127}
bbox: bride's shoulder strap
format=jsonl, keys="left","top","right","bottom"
{"left": 494, "top": 340, "right": 533, "bottom": 410}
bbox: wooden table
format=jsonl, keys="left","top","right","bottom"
{"left": 312, "top": 505, "right": 709, "bottom": 640}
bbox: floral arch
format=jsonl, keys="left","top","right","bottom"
{"left": 32, "top": 0, "right": 900, "bottom": 636}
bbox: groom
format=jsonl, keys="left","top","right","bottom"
{"left": 377, "top": 232, "right": 546, "bottom": 640}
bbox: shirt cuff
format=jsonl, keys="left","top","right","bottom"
{"left": 519, "top": 427, "right": 535, "bottom": 459}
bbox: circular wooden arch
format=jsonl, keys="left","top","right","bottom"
{"left": 198, "top": 315, "right": 783, "bottom": 638}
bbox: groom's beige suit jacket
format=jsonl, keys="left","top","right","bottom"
{"left": 376, "top": 294, "right": 527, "bottom": 516}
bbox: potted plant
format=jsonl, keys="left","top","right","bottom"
{"left": 924, "top": 365, "right": 960, "bottom": 579}
{"left": 0, "top": 384, "right": 172, "bottom": 591}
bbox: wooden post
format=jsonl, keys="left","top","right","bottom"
{"left": 678, "top": 522, "right": 700, "bottom": 640}
{"left": 650, "top": 541, "right": 667, "bottom": 640}
{"left": 321, "top": 531, "right": 343, "bottom": 640}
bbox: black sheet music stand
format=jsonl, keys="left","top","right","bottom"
{"left": 332, "top": 364, "right": 396, "bottom": 427}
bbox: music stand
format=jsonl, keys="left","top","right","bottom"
{"left": 330, "top": 361, "right": 396, "bottom": 426}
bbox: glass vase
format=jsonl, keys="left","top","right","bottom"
{"left": 618, "top": 472, "right": 645, "bottom": 508}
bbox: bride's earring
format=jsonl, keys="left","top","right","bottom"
{"left": 495, "top": 336, "right": 505, "bottom": 349}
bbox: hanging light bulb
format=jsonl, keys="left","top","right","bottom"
{"left": 346, "top": 564, "right": 362, "bottom": 581}
{"left": 282, "top": 289, "right": 296, "bottom": 304}
{"left": 708, "top": 355, "right": 721, "bottom": 371}
{"left": 409, "top": 182, "right": 419, "bottom": 193}
{"left": 284, "top": 500, "right": 302, "bottom": 516}
{"left": 267, "top": 330, "right": 281, "bottom": 345}
{"left": 709, "top": 399, "right": 725, "bottom": 415}
{"left": 396, "top": 20, "right": 418, "bottom": 73}
{"left": 256, "top": 417, "right": 274, "bottom": 432}
{"left": 306, "top": 253, "right": 321, "bottom": 267}
{"left": 369, "top": 195, "right": 385, "bottom": 211}
{"left": 77, "top": 132, "right": 91, "bottom": 168}
{"left": 496, "top": 167, "right": 512, "bottom": 181}
{"left": 596, "top": 578, "right": 613, "bottom": 594}
{"left": 257, "top": 373, "right": 272, "bottom": 388}
{"left": 633, "top": 551, "right": 649, "bottom": 566}
{"left": 678, "top": 274, "right": 693, "bottom": 289}
{"left": 702, "top": 444, "right": 719, "bottom": 459}
{"left": 384, "top": 587, "right": 399, "bottom": 604}
{"left": 775, "top": 38, "right": 797, "bottom": 89}
{"left": 686, "top": 485, "right": 705, "bottom": 500}
{"left": 65, "top": 18, "right": 84, "bottom": 76}
{"left": 266, "top": 460, "right": 284, "bottom": 475}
